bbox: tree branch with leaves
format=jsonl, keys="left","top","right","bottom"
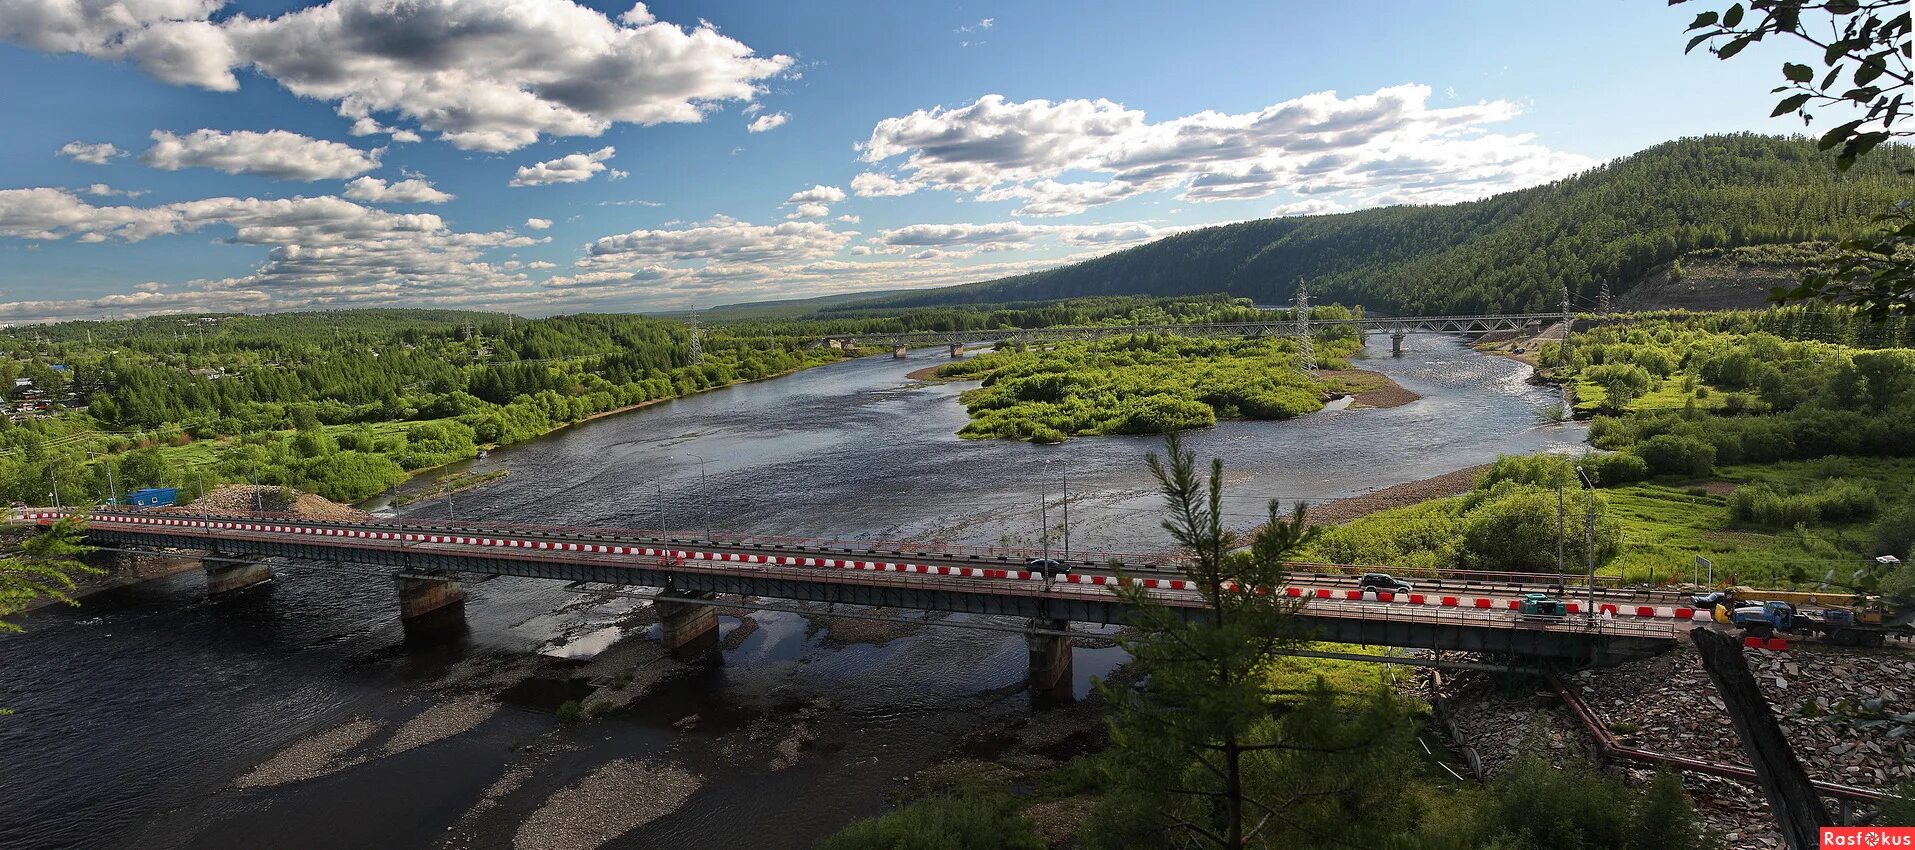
{"left": 1674, "top": 0, "right": 1915, "bottom": 317}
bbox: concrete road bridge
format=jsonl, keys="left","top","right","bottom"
{"left": 826, "top": 311, "right": 1571, "bottom": 359}
{"left": 22, "top": 509, "right": 1682, "bottom": 694}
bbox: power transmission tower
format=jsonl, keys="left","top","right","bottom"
{"left": 1599, "top": 280, "right": 1612, "bottom": 315}
{"left": 686, "top": 307, "right": 704, "bottom": 365}
{"left": 1559, "top": 285, "right": 1574, "bottom": 366}
{"left": 1293, "top": 279, "right": 1315, "bottom": 372}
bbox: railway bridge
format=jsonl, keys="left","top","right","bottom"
{"left": 22, "top": 509, "right": 1679, "bottom": 694}
{"left": 829, "top": 311, "right": 1570, "bottom": 359}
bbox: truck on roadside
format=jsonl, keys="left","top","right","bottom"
{"left": 1727, "top": 599, "right": 1914, "bottom": 647}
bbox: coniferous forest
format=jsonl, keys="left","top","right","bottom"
{"left": 849, "top": 134, "right": 1915, "bottom": 314}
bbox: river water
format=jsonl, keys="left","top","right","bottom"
{"left": 0, "top": 336, "right": 1582, "bottom": 850}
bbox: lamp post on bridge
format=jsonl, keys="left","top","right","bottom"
{"left": 86, "top": 448, "right": 120, "bottom": 507}
{"left": 687, "top": 452, "right": 710, "bottom": 540}
{"left": 1045, "top": 457, "right": 1070, "bottom": 563}
{"left": 1575, "top": 465, "right": 1597, "bottom": 620}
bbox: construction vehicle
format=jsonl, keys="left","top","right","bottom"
{"left": 1727, "top": 599, "right": 1913, "bottom": 647}
{"left": 1518, "top": 592, "right": 1567, "bottom": 618}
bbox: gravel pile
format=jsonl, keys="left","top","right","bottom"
{"left": 231, "top": 717, "right": 380, "bottom": 789}
{"left": 512, "top": 759, "right": 701, "bottom": 850}
{"left": 172, "top": 484, "right": 369, "bottom": 521}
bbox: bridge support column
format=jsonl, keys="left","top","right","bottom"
{"left": 1391, "top": 332, "right": 1406, "bottom": 357}
{"left": 948, "top": 343, "right": 965, "bottom": 358}
{"left": 205, "top": 553, "right": 272, "bottom": 594}
{"left": 395, "top": 573, "right": 466, "bottom": 638}
{"left": 1028, "top": 618, "right": 1073, "bottom": 700}
{"left": 656, "top": 591, "right": 720, "bottom": 656}
{"left": 894, "top": 345, "right": 909, "bottom": 359}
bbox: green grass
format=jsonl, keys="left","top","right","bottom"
{"left": 1573, "top": 370, "right": 1722, "bottom": 416}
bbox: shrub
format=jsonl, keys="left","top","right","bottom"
{"left": 554, "top": 700, "right": 583, "bottom": 724}
{"left": 1460, "top": 482, "right": 1618, "bottom": 571}
{"left": 1580, "top": 452, "right": 1649, "bottom": 486}
{"left": 820, "top": 787, "right": 1046, "bottom": 850}
{"left": 1630, "top": 435, "right": 1715, "bottom": 477}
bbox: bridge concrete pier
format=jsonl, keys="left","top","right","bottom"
{"left": 1391, "top": 332, "right": 1406, "bottom": 356}
{"left": 395, "top": 573, "right": 466, "bottom": 638}
{"left": 1028, "top": 618, "right": 1073, "bottom": 698}
{"left": 894, "top": 345, "right": 909, "bottom": 359}
{"left": 205, "top": 553, "right": 273, "bottom": 594}
{"left": 948, "top": 343, "right": 965, "bottom": 358}
{"left": 657, "top": 591, "right": 720, "bottom": 656}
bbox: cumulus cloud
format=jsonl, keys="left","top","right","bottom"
{"left": 784, "top": 185, "right": 846, "bottom": 205}
{"left": 510, "top": 146, "right": 616, "bottom": 187}
{"left": 57, "top": 140, "right": 125, "bottom": 164}
{"left": 857, "top": 85, "right": 1595, "bottom": 215}
{"left": 874, "top": 220, "right": 1167, "bottom": 256}
{"left": 0, "top": 187, "right": 538, "bottom": 320}
{"left": 746, "top": 111, "right": 788, "bottom": 133}
{"left": 342, "top": 176, "right": 454, "bottom": 204}
{"left": 1268, "top": 198, "right": 1347, "bottom": 218}
{"left": 83, "top": 183, "right": 145, "bottom": 198}
{"left": 582, "top": 215, "right": 851, "bottom": 267}
{"left": 142, "top": 129, "right": 382, "bottom": 181}
{"left": 525, "top": 217, "right": 553, "bottom": 230}
{"left": 850, "top": 171, "right": 917, "bottom": 197}
{"left": 1, "top": 0, "right": 791, "bottom": 152}
{"left": 786, "top": 203, "right": 829, "bottom": 219}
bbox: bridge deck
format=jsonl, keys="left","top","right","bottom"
{"left": 27, "top": 510, "right": 1676, "bottom": 663}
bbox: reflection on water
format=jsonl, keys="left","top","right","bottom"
{"left": 0, "top": 335, "right": 1583, "bottom": 850}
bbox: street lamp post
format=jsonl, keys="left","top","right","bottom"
{"left": 1575, "top": 466, "right": 1598, "bottom": 619}
{"left": 87, "top": 449, "right": 120, "bottom": 507}
{"left": 49, "top": 468, "right": 60, "bottom": 510}
{"left": 687, "top": 453, "right": 709, "bottom": 539}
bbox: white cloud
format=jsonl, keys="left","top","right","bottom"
{"left": 747, "top": 111, "right": 789, "bottom": 133}
{"left": 874, "top": 220, "right": 1168, "bottom": 256}
{"left": 786, "top": 203, "right": 829, "bottom": 219}
{"left": 1, "top": 0, "right": 791, "bottom": 152}
{"left": 510, "top": 146, "right": 616, "bottom": 187}
{"left": 1268, "top": 198, "right": 1347, "bottom": 218}
{"left": 0, "top": 186, "right": 541, "bottom": 321}
{"left": 582, "top": 215, "right": 851, "bottom": 267}
{"left": 784, "top": 185, "right": 846, "bottom": 205}
{"left": 858, "top": 85, "right": 1595, "bottom": 215}
{"left": 143, "top": 128, "right": 382, "bottom": 181}
{"left": 343, "top": 176, "right": 454, "bottom": 204}
{"left": 525, "top": 217, "right": 553, "bottom": 230}
{"left": 83, "top": 183, "right": 145, "bottom": 198}
{"left": 607, "top": 168, "right": 631, "bottom": 181}
{"left": 836, "top": 214, "right": 860, "bottom": 223}
{"left": 850, "top": 171, "right": 917, "bottom": 197}
{"left": 57, "top": 141, "right": 125, "bottom": 164}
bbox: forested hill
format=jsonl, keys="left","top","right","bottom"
{"left": 855, "top": 134, "right": 1915, "bottom": 314}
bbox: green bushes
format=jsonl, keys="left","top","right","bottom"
{"left": 1458, "top": 482, "right": 1619, "bottom": 571}
{"left": 819, "top": 786, "right": 1045, "bottom": 850}
{"left": 1729, "top": 479, "right": 1877, "bottom": 527}
{"left": 1581, "top": 451, "right": 1649, "bottom": 485}
{"left": 1462, "top": 756, "right": 1703, "bottom": 850}
{"left": 1630, "top": 434, "right": 1716, "bottom": 477}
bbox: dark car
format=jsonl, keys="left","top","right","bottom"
{"left": 1357, "top": 572, "right": 1413, "bottom": 593}
{"left": 1027, "top": 557, "right": 1071, "bottom": 577}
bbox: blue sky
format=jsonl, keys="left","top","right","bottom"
{"left": 0, "top": 1, "right": 1797, "bottom": 322}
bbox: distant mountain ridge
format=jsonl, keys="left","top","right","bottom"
{"left": 842, "top": 134, "right": 1914, "bottom": 314}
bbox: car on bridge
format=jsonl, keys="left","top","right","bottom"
{"left": 1026, "top": 557, "right": 1072, "bottom": 577}
{"left": 1357, "top": 572, "right": 1413, "bottom": 593}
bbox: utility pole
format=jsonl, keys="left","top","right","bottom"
{"left": 686, "top": 305, "right": 704, "bottom": 366}
{"left": 87, "top": 449, "right": 119, "bottom": 507}
{"left": 1061, "top": 460, "right": 1070, "bottom": 562}
{"left": 1293, "top": 279, "right": 1315, "bottom": 372}
{"left": 445, "top": 477, "right": 455, "bottom": 521}
{"left": 1559, "top": 285, "right": 1574, "bottom": 367}
{"left": 49, "top": 468, "right": 60, "bottom": 509}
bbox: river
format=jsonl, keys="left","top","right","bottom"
{"left": 0, "top": 335, "right": 1583, "bottom": 850}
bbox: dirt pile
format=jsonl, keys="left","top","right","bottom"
{"left": 173, "top": 484, "right": 369, "bottom": 521}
